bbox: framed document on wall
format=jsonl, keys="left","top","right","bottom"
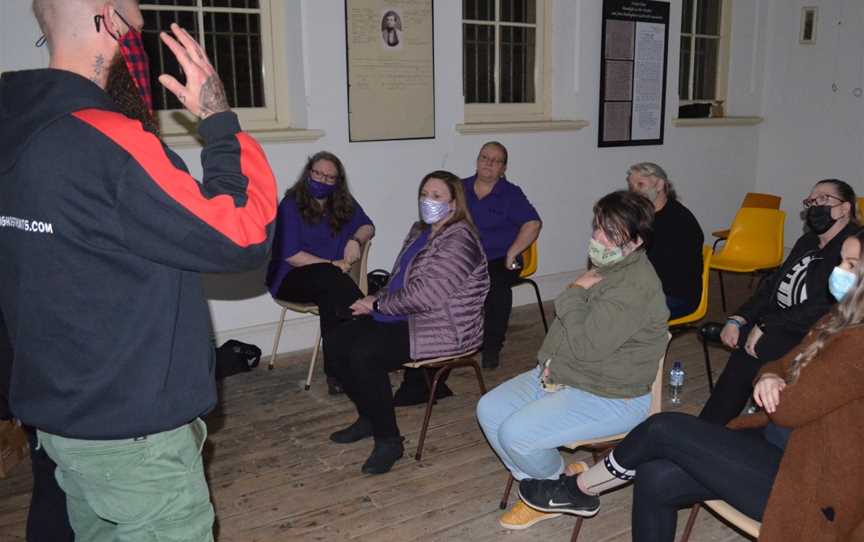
{"left": 345, "top": 0, "right": 435, "bottom": 142}
{"left": 598, "top": 0, "right": 669, "bottom": 147}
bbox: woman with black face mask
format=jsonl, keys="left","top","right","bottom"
{"left": 700, "top": 179, "right": 859, "bottom": 425}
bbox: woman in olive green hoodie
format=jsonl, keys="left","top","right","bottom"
{"left": 477, "top": 190, "right": 669, "bottom": 530}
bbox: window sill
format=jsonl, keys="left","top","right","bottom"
{"left": 455, "top": 119, "right": 589, "bottom": 135}
{"left": 672, "top": 116, "right": 763, "bottom": 127}
{"left": 162, "top": 127, "right": 326, "bottom": 148}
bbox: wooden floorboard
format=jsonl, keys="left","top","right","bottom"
{"left": 0, "top": 273, "right": 759, "bottom": 541}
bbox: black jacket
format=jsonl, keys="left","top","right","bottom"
{"left": 736, "top": 222, "right": 860, "bottom": 336}
{"left": 0, "top": 69, "right": 277, "bottom": 438}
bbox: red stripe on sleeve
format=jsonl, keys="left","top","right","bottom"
{"left": 73, "top": 109, "right": 277, "bottom": 248}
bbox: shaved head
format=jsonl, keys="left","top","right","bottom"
{"left": 33, "top": 0, "right": 138, "bottom": 51}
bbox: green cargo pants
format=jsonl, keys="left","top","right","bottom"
{"left": 38, "top": 418, "right": 214, "bottom": 542}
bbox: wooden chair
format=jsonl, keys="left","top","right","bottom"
{"left": 678, "top": 500, "right": 761, "bottom": 541}
{"left": 668, "top": 246, "right": 715, "bottom": 391}
{"left": 267, "top": 241, "right": 371, "bottom": 391}
{"left": 498, "top": 336, "right": 670, "bottom": 541}
{"left": 404, "top": 350, "right": 485, "bottom": 461}
{"left": 712, "top": 192, "right": 781, "bottom": 251}
{"left": 710, "top": 208, "right": 785, "bottom": 312}
{"left": 512, "top": 240, "right": 548, "bottom": 332}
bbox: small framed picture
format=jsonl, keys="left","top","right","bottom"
{"left": 800, "top": 7, "right": 818, "bottom": 44}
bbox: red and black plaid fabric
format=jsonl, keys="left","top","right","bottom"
{"left": 119, "top": 29, "right": 153, "bottom": 112}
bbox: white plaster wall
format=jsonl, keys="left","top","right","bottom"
{"left": 1, "top": 0, "right": 773, "bottom": 353}
{"left": 754, "top": 0, "right": 864, "bottom": 238}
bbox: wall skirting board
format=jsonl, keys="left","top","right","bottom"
{"left": 213, "top": 269, "right": 582, "bottom": 358}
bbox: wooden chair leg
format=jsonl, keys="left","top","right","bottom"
{"left": 415, "top": 366, "right": 450, "bottom": 461}
{"left": 499, "top": 474, "right": 514, "bottom": 510}
{"left": 268, "top": 306, "right": 289, "bottom": 370}
{"left": 570, "top": 517, "right": 585, "bottom": 542}
{"left": 678, "top": 504, "right": 701, "bottom": 542}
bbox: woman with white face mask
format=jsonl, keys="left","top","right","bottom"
{"left": 322, "top": 171, "right": 489, "bottom": 475}
{"left": 477, "top": 190, "right": 670, "bottom": 530}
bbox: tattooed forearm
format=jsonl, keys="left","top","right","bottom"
{"left": 198, "top": 75, "right": 229, "bottom": 119}
{"left": 90, "top": 54, "right": 105, "bottom": 83}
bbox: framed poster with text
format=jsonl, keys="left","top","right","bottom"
{"left": 598, "top": 0, "right": 669, "bottom": 147}
{"left": 345, "top": 0, "right": 435, "bottom": 142}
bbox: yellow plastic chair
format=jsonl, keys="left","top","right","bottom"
{"left": 679, "top": 500, "right": 761, "bottom": 541}
{"left": 712, "top": 192, "right": 782, "bottom": 251}
{"left": 267, "top": 241, "right": 371, "bottom": 391}
{"left": 512, "top": 241, "right": 548, "bottom": 332}
{"left": 710, "top": 208, "right": 785, "bottom": 312}
{"left": 668, "top": 246, "right": 716, "bottom": 391}
{"left": 498, "top": 335, "right": 671, "bottom": 541}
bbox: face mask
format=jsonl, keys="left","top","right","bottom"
{"left": 420, "top": 198, "right": 452, "bottom": 224}
{"left": 117, "top": 25, "right": 153, "bottom": 112}
{"left": 806, "top": 205, "right": 837, "bottom": 234}
{"left": 641, "top": 187, "right": 658, "bottom": 202}
{"left": 307, "top": 177, "right": 336, "bottom": 199}
{"left": 588, "top": 238, "right": 625, "bottom": 267}
{"left": 829, "top": 266, "right": 856, "bottom": 301}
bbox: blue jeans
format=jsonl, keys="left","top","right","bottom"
{"left": 477, "top": 366, "right": 650, "bottom": 480}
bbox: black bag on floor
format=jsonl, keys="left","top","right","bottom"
{"left": 367, "top": 269, "right": 391, "bottom": 296}
{"left": 215, "top": 339, "right": 262, "bottom": 380}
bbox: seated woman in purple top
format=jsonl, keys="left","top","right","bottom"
{"left": 265, "top": 151, "right": 374, "bottom": 394}
{"left": 323, "top": 171, "right": 489, "bottom": 475}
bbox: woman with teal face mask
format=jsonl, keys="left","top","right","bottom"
{"left": 477, "top": 190, "right": 670, "bottom": 530}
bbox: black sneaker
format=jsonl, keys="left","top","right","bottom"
{"left": 392, "top": 382, "right": 454, "bottom": 407}
{"left": 326, "top": 376, "right": 344, "bottom": 395}
{"left": 481, "top": 350, "right": 500, "bottom": 369}
{"left": 329, "top": 417, "right": 373, "bottom": 444}
{"left": 361, "top": 436, "right": 404, "bottom": 474}
{"left": 518, "top": 476, "right": 600, "bottom": 517}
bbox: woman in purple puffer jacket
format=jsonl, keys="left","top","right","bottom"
{"left": 324, "top": 170, "right": 490, "bottom": 475}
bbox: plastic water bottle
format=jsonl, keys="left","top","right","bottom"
{"left": 669, "top": 361, "right": 685, "bottom": 405}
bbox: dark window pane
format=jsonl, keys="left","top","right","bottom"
{"left": 681, "top": 0, "right": 693, "bottom": 33}
{"left": 142, "top": 9, "right": 200, "bottom": 110}
{"left": 695, "top": 0, "right": 722, "bottom": 35}
{"left": 500, "top": 26, "right": 535, "bottom": 103}
{"left": 463, "top": 0, "right": 494, "bottom": 21}
{"left": 501, "top": 0, "right": 536, "bottom": 24}
{"left": 463, "top": 23, "right": 495, "bottom": 103}
{"left": 693, "top": 37, "right": 718, "bottom": 100}
{"left": 203, "top": 11, "right": 263, "bottom": 108}
{"left": 678, "top": 36, "right": 691, "bottom": 100}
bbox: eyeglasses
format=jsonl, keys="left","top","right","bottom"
{"left": 478, "top": 154, "right": 506, "bottom": 166}
{"left": 311, "top": 168, "right": 340, "bottom": 183}
{"left": 802, "top": 194, "right": 844, "bottom": 208}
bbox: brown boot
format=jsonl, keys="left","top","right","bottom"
{"left": 499, "top": 501, "right": 560, "bottom": 530}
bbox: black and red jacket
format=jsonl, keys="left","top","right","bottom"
{"left": 0, "top": 69, "right": 277, "bottom": 439}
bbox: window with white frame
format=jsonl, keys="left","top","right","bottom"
{"left": 462, "top": 0, "right": 548, "bottom": 122}
{"left": 678, "top": 0, "right": 730, "bottom": 103}
{"left": 139, "top": 0, "right": 290, "bottom": 135}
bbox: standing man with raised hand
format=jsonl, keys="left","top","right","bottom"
{"left": 0, "top": 1, "right": 277, "bottom": 540}
{"left": 465, "top": 142, "right": 542, "bottom": 369}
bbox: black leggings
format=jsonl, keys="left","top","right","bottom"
{"left": 324, "top": 318, "right": 411, "bottom": 438}
{"left": 700, "top": 323, "right": 804, "bottom": 424}
{"left": 275, "top": 263, "right": 364, "bottom": 376}
{"left": 482, "top": 257, "right": 521, "bottom": 356}
{"left": 613, "top": 412, "right": 782, "bottom": 542}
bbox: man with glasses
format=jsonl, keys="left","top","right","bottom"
{"left": 464, "top": 141, "right": 542, "bottom": 369}
{"left": 0, "top": 1, "right": 277, "bottom": 539}
{"left": 700, "top": 179, "right": 859, "bottom": 425}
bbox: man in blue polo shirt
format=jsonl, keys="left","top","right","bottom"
{"left": 463, "top": 142, "right": 542, "bottom": 368}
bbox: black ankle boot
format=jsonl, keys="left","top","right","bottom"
{"left": 361, "top": 436, "right": 405, "bottom": 475}
{"left": 326, "top": 376, "right": 344, "bottom": 395}
{"left": 329, "top": 417, "right": 373, "bottom": 444}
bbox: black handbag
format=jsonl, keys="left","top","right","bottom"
{"left": 366, "top": 269, "right": 391, "bottom": 296}
{"left": 215, "top": 339, "right": 262, "bottom": 380}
